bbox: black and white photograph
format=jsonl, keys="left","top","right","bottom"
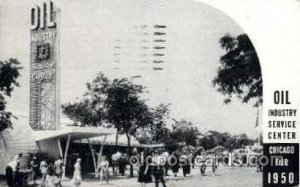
{"left": 0, "top": 0, "right": 298, "bottom": 187}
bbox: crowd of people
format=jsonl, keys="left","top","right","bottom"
{"left": 98, "top": 147, "right": 218, "bottom": 187}
{"left": 5, "top": 154, "right": 64, "bottom": 187}
{"left": 134, "top": 148, "right": 217, "bottom": 187}
{"left": 5, "top": 153, "right": 23, "bottom": 187}
{"left": 4, "top": 148, "right": 223, "bottom": 187}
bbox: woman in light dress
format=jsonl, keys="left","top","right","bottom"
{"left": 99, "top": 156, "right": 110, "bottom": 184}
{"left": 40, "top": 160, "right": 48, "bottom": 187}
{"left": 72, "top": 158, "right": 82, "bottom": 187}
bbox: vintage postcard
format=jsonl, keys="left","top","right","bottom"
{"left": 0, "top": 0, "right": 299, "bottom": 186}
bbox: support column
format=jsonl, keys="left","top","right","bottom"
{"left": 87, "top": 138, "right": 97, "bottom": 178}
{"left": 57, "top": 138, "right": 63, "bottom": 157}
{"left": 96, "top": 135, "right": 107, "bottom": 178}
{"left": 63, "top": 134, "right": 71, "bottom": 179}
{"left": 98, "top": 135, "right": 107, "bottom": 156}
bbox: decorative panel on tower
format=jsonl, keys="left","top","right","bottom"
{"left": 29, "top": 1, "right": 60, "bottom": 130}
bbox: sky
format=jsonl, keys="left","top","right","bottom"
{"left": 0, "top": 0, "right": 262, "bottom": 138}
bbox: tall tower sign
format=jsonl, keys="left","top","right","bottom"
{"left": 29, "top": 1, "right": 60, "bottom": 130}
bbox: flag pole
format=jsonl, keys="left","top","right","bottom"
{"left": 255, "top": 110, "right": 260, "bottom": 146}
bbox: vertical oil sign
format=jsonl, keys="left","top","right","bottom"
{"left": 30, "top": 1, "right": 60, "bottom": 130}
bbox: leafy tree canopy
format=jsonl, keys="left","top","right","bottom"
{"left": 136, "top": 104, "right": 171, "bottom": 144}
{"left": 169, "top": 119, "right": 201, "bottom": 146}
{"left": 61, "top": 99, "right": 105, "bottom": 127}
{"left": 104, "top": 78, "right": 151, "bottom": 136}
{"left": 62, "top": 72, "right": 155, "bottom": 177}
{"left": 62, "top": 72, "right": 153, "bottom": 136}
{"left": 199, "top": 130, "right": 254, "bottom": 150}
{"left": 0, "top": 59, "right": 22, "bottom": 132}
{"left": 213, "top": 34, "right": 262, "bottom": 107}
{"left": 62, "top": 73, "right": 109, "bottom": 127}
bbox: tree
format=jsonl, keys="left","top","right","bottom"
{"left": 169, "top": 119, "right": 201, "bottom": 146}
{"left": 63, "top": 73, "right": 154, "bottom": 177}
{"left": 104, "top": 78, "right": 153, "bottom": 177}
{"left": 61, "top": 99, "right": 105, "bottom": 127}
{"left": 62, "top": 73, "right": 109, "bottom": 127}
{"left": 147, "top": 104, "right": 171, "bottom": 144}
{"left": 235, "top": 133, "right": 254, "bottom": 148}
{"left": 199, "top": 131, "right": 254, "bottom": 150}
{"left": 199, "top": 131, "right": 228, "bottom": 150}
{"left": 213, "top": 34, "right": 262, "bottom": 107}
{"left": 0, "top": 59, "right": 22, "bottom": 132}
{"left": 135, "top": 104, "right": 171, "bottom": 144}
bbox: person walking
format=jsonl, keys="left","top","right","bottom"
{"left": 169, "top": 151, "right": 179, "bottom": 177}
{"left": 6, "top": 162, "right": 15, "bottom": 187}
{"left": 14, "top": 162, "right": 22, "bottom": 187}
{"left": 188, "top": 150, "right": 194, "bottom": 175}
{"left": 186, "top": 152, "right": 192, "bottom": 175}
{"left": 72, "top": 158, "right": 82, "bottom": 187}
{"left": 138, "top": 152, "right": 152, "bottom": 187}
{"left": 6, "top": 153, "right": 22, "bottom": 187}
{"left": 212, "top": 155, "right": 218, "bottom": 174}
{"left": 111, "top": 151, "right": 121, "bottom": 176}
{"left": 153, "top": 149, "right": 167, "bottom": 187}
{"left": 119, "top": 152, "right": 128, "bottom": 176}
{"left": 28, "top": 156, "right": 38, "bottom": 185}
{"left": 180, "top": 152, "right": 189, "bottom": 177}
{"left": 196, "top": 154, "right": 206, "bottom": 176}
{"left": 40, "top": 159, "right": 49, "bottom": 187}
{"left": 256, "top": 155, "right": 263, "bottom": 172}
{"left": 161, "top": 150, "right": 170, "bottom": 176}
{"left": 98, "top": 156, "right": 110, "bottom": 184}
{"left": 54, "top": 157, "right": 64, "bottom": 187}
